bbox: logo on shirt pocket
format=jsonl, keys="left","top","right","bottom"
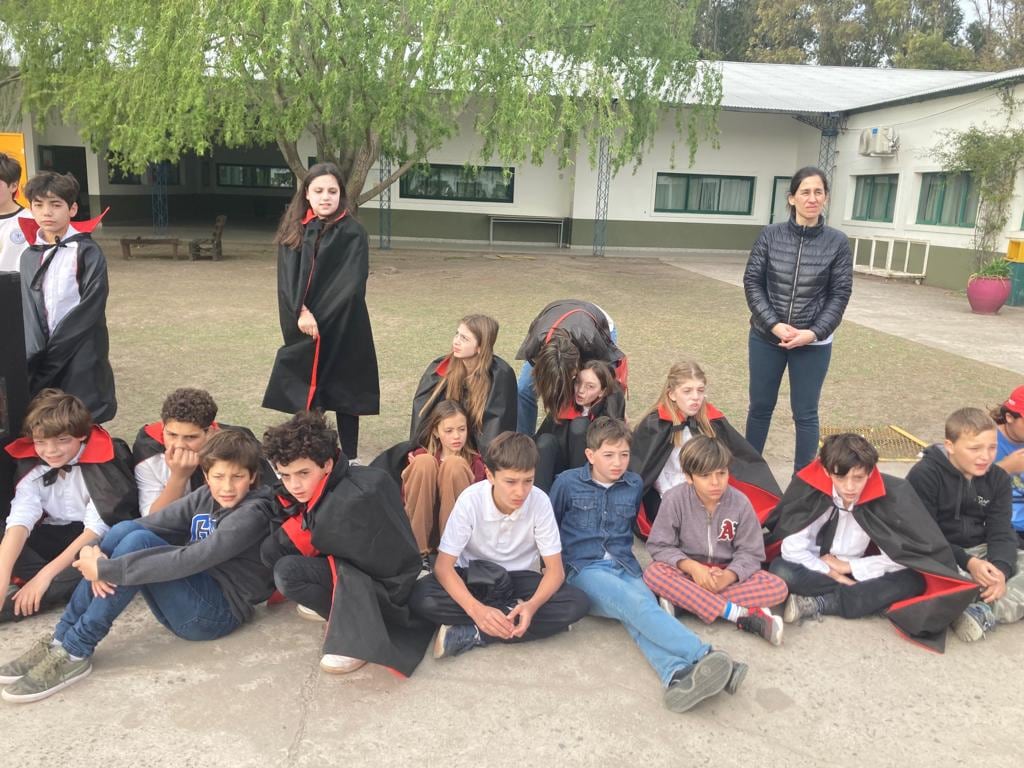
{"left": 10, "top": 229, "right": 25, "bottom": 245}
{"left": 718, "top": 518, "right": 738, "bottom": 541}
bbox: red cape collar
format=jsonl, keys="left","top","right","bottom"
{"left": 278, "top": 471, "right": 331, "bottom": 514}
{"left": 796, "top": 459, "right": 887, "bottom": 504}
{"left": 657, "top": 402, "right": 724, "bottom": 422}
{"left": 302, "top": 208, "right": 348, "bottom": 225}
{"left": 18, "top": 207, "right": 110, "bottom": 243}
{"left": 434, "top": 356, "right": 452, "bottom": 377}
{"left": 5, "top": 425, "right": 115, "bottom": 464}
{"left": 143, "top": 420, "right": 219, "bottom": 446}
{"left": 557, "top": 402, "right": 582, "bottom": 420}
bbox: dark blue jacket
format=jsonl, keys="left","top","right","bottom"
{"left": 550, "top": 464, "right": 643, "bottom": 577}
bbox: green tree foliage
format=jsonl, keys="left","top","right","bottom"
{"left": 2, "top": 1, "right": 720, "bottom": 208}
{"left": 967, "top": 1, "right": 1024, "bottom": 69}
{"left": 745, "top": 0, "right": 980, "bottom": 68}
{"left": 691, "top": 0, "right": 759, "bottom": 61}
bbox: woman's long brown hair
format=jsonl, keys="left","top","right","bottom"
{"left": 275, "top": 162, "right": 351, "bottom": 249}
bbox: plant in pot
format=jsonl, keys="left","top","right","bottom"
{"left": 931, "top": 95, "right": 1024, "bottom": 314}
{"left": 967, "top": 257, "right": 1012, "bottom": 314}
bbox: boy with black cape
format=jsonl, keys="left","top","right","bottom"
{"left": 261, "top": 411, "right": 432, "bottom": 677}
{"left": 764, "top": 433, "right": 977, "bottom": 652}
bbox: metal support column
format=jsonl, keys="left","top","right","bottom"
{"left": 378, "top": 155, "right": 392, "bottom": 251}
{"left": 151, "top": 162, "right": 169, "bottom": 234}
{"left": 817, "top": 114, "right": 841, "bottom": 194}
{"left": 592, "top": 135, "right": 610, "bottom": 256}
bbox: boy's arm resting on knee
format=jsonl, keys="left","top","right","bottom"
{"left": 13, "top": 528, "right": 99, "bottom": 614}
{"left": 0, "top": 526, "right": 31, "bottom": 600}
{"left": 433, "top": 553, "right": 483, "bottom": 616}
{"left": 528, "top": 553, "right": 566, "bottom": 610}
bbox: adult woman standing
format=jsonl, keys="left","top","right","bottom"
{"left": 263, "top": 163, "right": 379, "bottom": 459}
{"left": 743, "top": 167, "right": 852, "bottom": 472}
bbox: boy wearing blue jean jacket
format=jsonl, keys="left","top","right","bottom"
{"left": 0, "top": 430, "right": 280, "bottom": 704}
{"left": 550, "top": 417, "right": 745, "bottom": 713}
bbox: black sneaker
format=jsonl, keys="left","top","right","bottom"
{"left": 725, "top": 661, "right": 749, "bottom": 695}
{"left": 1, "top": 645, "right": 92, "bottom": 704}
{"left": 433, "top": 624, "right": 483, "bottom": 659}
{"left": 663, "top": 650, "right": 733, "bottom": 713}
{"left": 782, "top": 594, "right": 822, "bottom": 625}
{"left": 737, "top": 607, "right": 784, "bottom": 646}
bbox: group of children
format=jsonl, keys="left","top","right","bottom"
{"left": 1, "top": 152, "right": 1023, "bottom": 714}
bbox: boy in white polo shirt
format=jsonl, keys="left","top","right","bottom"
{"left": 409, "top": 431, "right": 590, "bottom": 658}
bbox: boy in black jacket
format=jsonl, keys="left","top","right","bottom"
{"left": 0, "top": 430, "right": 279, "bottom": 704}
{"left": 907, "top": 407, "right": 1021, "bottom": 643}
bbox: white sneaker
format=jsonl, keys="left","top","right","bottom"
{"left": 296, "top": 604, "right": 326, "bottom": 622}
{"left": 319, "top": 654, "right": 366, "bottom": 674}
{"left": 658, "top": 596, "right": 677, "bottom": 618}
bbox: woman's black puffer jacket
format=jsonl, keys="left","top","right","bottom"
{"left": 743, "top": 215, "right": 853, "bottom": 343}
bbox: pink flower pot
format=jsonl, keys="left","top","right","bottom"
{"left": 966, "top": 276, "right": 1011, "bottom": 315}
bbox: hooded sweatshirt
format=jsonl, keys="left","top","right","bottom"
{"left": 906, "top": 444, "right": 1016, "bottom": 579}
{"left": 97, "top": 485, "right": 280, "bottom": 622}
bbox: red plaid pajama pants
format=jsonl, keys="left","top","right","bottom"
{"left": 642, "top": 561, "right": 789, "bottom": 624}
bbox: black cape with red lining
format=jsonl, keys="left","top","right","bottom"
{"left": 628, "top": 404, "right": 781, "bottom": 537}
{"left": 408, "top": 353, "right": 517, "bottom": 455}
{"left": 18, "top": 213, "right": 116, "bottom": 423}
{"left": 263, "top": 211, "right": 380, "bottom": 416}
{"left": 515, "top": 299, "right": 623, "bottom": 366}
{"left": 268, "top": 458, "right": 432, "bottom": 677}
{"left": 131, "top": 421, "right": 277, "bottom": 491}
{"left": 764, "top": 460, "right": 978, "bottom": 652}
{"left": 5, "top": 425, "right": 139, "bottom": 526}
{"left": 534, "top": 389, "right": 627, "bottom": 459}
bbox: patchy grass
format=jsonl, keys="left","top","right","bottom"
{"left": 95, "top": 238, "right": 1018, "bottom": 465}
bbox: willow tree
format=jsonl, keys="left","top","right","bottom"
{"left": 3, "top": 1, "right": 720, "bottom": 209}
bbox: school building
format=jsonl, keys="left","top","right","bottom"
{"left": 7, "top": 61, "right": 1024, "bottom": 290}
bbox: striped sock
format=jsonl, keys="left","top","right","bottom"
{"left": 721, "top": 601, "right": 748, "bottom": 623}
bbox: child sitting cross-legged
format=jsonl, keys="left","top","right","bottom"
{"left": 643, "top": 435, "right": 789, "bottom": 646}
{"left": 0, "top": 430, "right": 279, "bottom": 704}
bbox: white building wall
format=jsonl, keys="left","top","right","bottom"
{"left": 572, "top": 109, "right": 821, "bottom": 225}
{"left": 832, "top": 82, "right": 1024, "bottom": 250}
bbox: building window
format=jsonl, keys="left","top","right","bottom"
{"left": 399, "top": 164, "right": 514, "bottom": 203}
{"left": 916, "top": 172, "right": 978, "bottom": 227}
{"left": 107, "top": 154, "right": 142, "bottom": 185}
{"left": 654, "top": 173, "right": 754, "bottom": 215}
{"left": 852, "top": 174, "right": 898, "bottom": 222}
{"left": 217, "top": 164, "right": 295, "bottom": 189}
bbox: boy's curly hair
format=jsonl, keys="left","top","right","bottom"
{"left": 262, "top": 410, "right": 339, "bottom": 468}
{"left": 160, "top": 388, "right": 218, "bottom": 429}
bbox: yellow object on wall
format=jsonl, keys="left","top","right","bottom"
{"left": 1007, "top": 240, "right": 1024, "bottom": 263}
{"left": 0, "top": 132, "right": 29, "bottom": 206}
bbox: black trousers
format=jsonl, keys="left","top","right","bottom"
{"left": 770, "top": 558, "right": 925, "bottom": 619}
{"left": 2, "top": 522, "right": 84, "bottom": 622}
{"left": 408, "top": 566, "right": 590, "bottom": 643}
{"left": 274, "top": 554, "right": 333, "bottom": 619}
{"left": 336, "top": 413, "right": 359, "bottom": 460}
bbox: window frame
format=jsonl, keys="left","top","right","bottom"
{"left": 916, "top": 172, "right": 978, "bottom": 228}
{"left": 216, "top": 163, "right": 295, "bottom": 190}
{"left": 851, "top": 174, "right": 898, "bottom": 223}
{"left": 398, "top": 163, "right": 515, "bottom": 204}
{"left": 653, "top": 172, "right": 755, "bottom": 215}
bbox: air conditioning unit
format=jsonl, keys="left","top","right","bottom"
{"left": 858, "top": 126, "right": 899, "bottom": 156}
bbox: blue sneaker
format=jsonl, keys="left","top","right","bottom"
{"left": 952, "top": 602, "right": 996, "bottom": 643}
{"left": 433, "top": 624, "right": 483, "bottom": 659}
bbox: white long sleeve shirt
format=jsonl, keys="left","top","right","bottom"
{"left": 33, "top": 222, "right": 83, "bottom": 333}
{"left": 780, "top": 487, "right": 904, "bottom": 582}
{"left": 6, "top": 444, "right": 110, "bottom": 538}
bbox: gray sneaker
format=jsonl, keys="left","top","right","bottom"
{"left": 725, "top": 661, "right": 748, "bottom": 695}
{"left": 952, "top": 602, "right": 996, "bottom": 643}
{"left": 663, "top": 650, "right": 733, "bottom": 713}
{"left": 782, "top": 594, "right": 822, "bottom": 625}
{"left": 1, "top": 645, "right": 92, "bottom": 704}
{"left": 0, "top": 635, "right": 55, "bottom": 685}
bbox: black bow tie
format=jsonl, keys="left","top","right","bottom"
{"left": 669, "top": 416, "right": 700, "bottom": 433}
{"left": 41, "top": 465, "right": 73, "bottom": 486}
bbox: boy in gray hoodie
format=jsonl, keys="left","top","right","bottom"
{"left": 643, "top": 436, "right": 788, "bottom": 646}
{"left": 0, "top": 430, "right": 280, "bottom": 704}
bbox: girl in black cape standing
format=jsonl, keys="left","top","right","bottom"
{"left": 263, "top": 163, "right": 380, "bottom": 459}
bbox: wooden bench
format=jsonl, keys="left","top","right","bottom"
{"left": 489, "top": 215, "right": 566, "bottom": 248}
{"left": 120, "top": 237, "right": 183, "bottom": 260}
{"left": 189, "top": 215, "right": 227, "bottom": 261}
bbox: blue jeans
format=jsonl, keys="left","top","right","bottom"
{"left": 568, "top": 559, "right": 709, "bottom": 687}
{"left": 518, "top": 327, "right": 617, "bottom": 437}
{"left": 55, "top": 522, "right": 240, "bottom": 658}
{"left": 745, "top": 329, "right": 832, "bottom": 472}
